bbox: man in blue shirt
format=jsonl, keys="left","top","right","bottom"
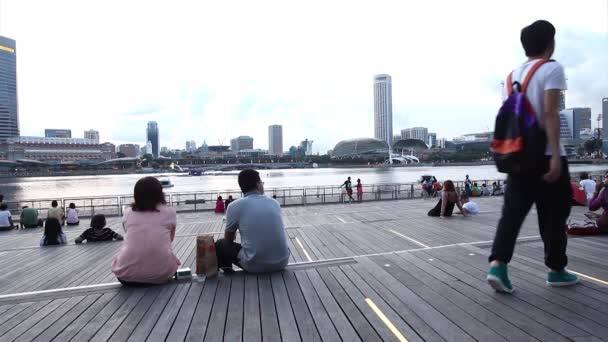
{"left": 215, "top": 169, "right": 290, "bottom": 273}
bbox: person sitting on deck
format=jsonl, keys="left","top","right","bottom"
{"left": 481, "top": 183, "right": 491, "bottom": 196}
{"left": 75, "top": 214, "right": 123, "bottom": 243}
{"left": 215, "top": 196, "right": 225, "bottom": 214}
{"left": 20, "top": 206, "right": 43, "bottom": 229}
{"left": 0, "top": 203, "right": 14, "bottom": 231}
{"left": 47, "top": 200, "right": 65, "bottom": 225}
{"left": 224, "top": 195, "right": 234, "bottom": 209}
{"left": 40, "top": 218, "right": 67, "bottom": 246}
{"left": 215, "top": 169, "right": 290, "bottom": 274}
{"left": 471, "top": 183, "right": 482, "bottom": 197}
{"left": 460, "top": 193, "right": 480, "bottom": 215}
{"left": 587, "top": 177, "right": 608, "bottom": 232}
{"left": 66, "top": 203, "right": 80, "bottom": 226}
{"left": 428, "top": 180, "right": 467, "bottom": 218}
{"left": 112, "top": 177, "right": 181, "bottom": 286}
{"left": 491, "top": 182, "right": 504, "bottom": 196}
{"left": 579, "top": 172, "right": 596, "bottom": 202}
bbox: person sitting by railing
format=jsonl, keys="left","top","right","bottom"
{"left": 224, "top": 195, "right": 234, "bottom": 209}
{"left": 215, "top": 196, "right": 225, "bottom": 214}
{"left": 481, "top": 183, "right": 491, "bottom": 196}
{"left": 492, "top": 182, "right": 504, "bottom": 196}
{"left": 75, "top": 214, "right": 123, "bottom": 243}
{"left": 471, "top": 183, "right": 482, "bottom": 197}
{"left": 112, "top": 177, "right": 181, "bottom": 286}
{"left": 40, "top": 218, "right": 67, "bottom": 246}
{"left": 215, "top": 169, "right": 290, "bottom": 274}
{"left": 428, "top": 180, "right": 467, "bottom": 218}
{"left": 47, "top": 200, "right": 65, "bottom": 225}
{"left": 66, "top": 203, "right": 80, "bottom": 226}
{"left": 0, "top": 203, "right": 14, "bottom": 231}
{"left": 20, "top": 206, "right": 43, "bottom": 229}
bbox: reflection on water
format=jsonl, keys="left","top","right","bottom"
{"left": 0, "top": 164, "right": 605, "bottom": 201}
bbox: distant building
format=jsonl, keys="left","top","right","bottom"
{"left": 161, "top": 146, "right": 169, "bottom": 154}
{"left": 559, "top": 112, "right": 572, "bottom": 139}
{"left": 401, "top": 127, "right": 428, "bottom": 143}
{"left": 2, "top": 136, "right": 115, "bottom": 162}
{"left": 201, "top": 140, "right": 209, "bottom": 152}
{"left": 0, "top": 36, "right": 19, "bottom": 141}
{"left": 230, "top": 136, "right": 253, "bottom": 152}
{"left": 393, "top": 135, "right": 401, "bottom": 143}
{"left": 559, "top": 90, "right": 566, "bottom": 111}
{"left": 186, "top": 140, "right": 197, "bottom": 152}
{"left": 146, "top": 121, "right": 159, "bottom": 157}
{"left": 453, "top": 132, "right": 493, "bottom": 142}
{"left": 84, "top": 130, "right": 99, "bottom": 143}
{"left": 374, "top": 74, "right": 393, "bottom": 146}
{"left": 145, "top": 141, "right": 153, "bottom": 156}
{"left": 560, "top": 108, "right": 591, "bottom": 140}
{"left": 45, "top": 129, "right": 72, "bottom": 138}
{"left": 428, "top": 133, "right": 437, "bottom": 147}
{"left": 602, "top": 98, "right": 608, "bottom": 139}
{"left": 238, "top": 149, "right": 267, "bottom": 158}
{"left": 300, "top": 139, "right": 313, "bottom": 156}
{"left": 438, "top": 138, "right": 447, "bottom": 149}
{"left": 268, "top": 125, "right": 283, "bottom": 156}
{"left": 118, "top": 144, "right": 140, "bottom": 158}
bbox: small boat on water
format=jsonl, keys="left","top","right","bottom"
{"left": 159, "top": 178, "right": 174, "bottom": 188}
{"left": 189, "top": 169, "right": 203, "bottom": 176}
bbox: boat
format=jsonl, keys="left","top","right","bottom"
{"left": 189, "top": 169, "right": 203, "bottom": 176}
{"left": 159, "top": 178, "right": 174, "bottom": 188}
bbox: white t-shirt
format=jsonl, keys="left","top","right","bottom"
{"left": 0, "top": 210, "right": 11, "bottom": 227}
{"left": 580, "top": 179, "right": 596, "bottom": 200}
{"left": 503, "top": 59, "right": 567, "bottom": 156}
{"left": 463, "top": 202, "right": 479, "bottom": 215}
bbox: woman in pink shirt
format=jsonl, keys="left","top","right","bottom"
{"left": 112, "top": 177, "right": 181, "bottom": 286}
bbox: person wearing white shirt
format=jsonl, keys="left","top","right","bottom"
{"left": 0, "top": 203, "right": 13, "bottom": 231}
{"left": 579, "top": 172, "right": 596, "bottom": 202}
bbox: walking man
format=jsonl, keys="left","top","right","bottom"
{"left": 487, "top": 20, "right": 578, "bottom": 293}
{"left": 341, "top": 176, "right": 354, "bottom": 203}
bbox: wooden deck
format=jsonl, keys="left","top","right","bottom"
{"left": 0, "top": 197, "right": 606, "bottom": 341}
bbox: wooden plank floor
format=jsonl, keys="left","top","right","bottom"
{"left": 0, "top": 197, "right": 606, "bottom": 341}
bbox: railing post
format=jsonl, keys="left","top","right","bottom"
{"left": 118, "top": 196, "right": 123, "bottom": 216}
{"left": 194, "top": 193, "right": 197, "bottom": 211}
{"left": 303, "top": 188, "right": 306, "bottom": 206}
{"left": 91, "top": 198, "right": 94, "bottom": 216}
{"left": 410, "top": 184, "right": 414, "bottom": 199}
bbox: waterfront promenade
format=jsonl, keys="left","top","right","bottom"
{"left": 0, "top": 197, "right": 606, "bottom": 341}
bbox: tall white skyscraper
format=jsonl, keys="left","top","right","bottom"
{"left": 374, "top": 74, "right": 393, "bottom": 146}
{"left": 268, "top": 125, "right": 283, "bottom": 156}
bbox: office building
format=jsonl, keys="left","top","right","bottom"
{"left": 560, "top": 108, "right": 591, "bottom": 140}
{"left": 3, "top": 136, "right": 115, "bottom": 162}
{"left": 84, "top": 130, "right": 99, "bottom": 143}
{"left": 374, "top": 74, "right": 393, "bottom": 146}
{"left": 230, "top": 136, "right": 254, "bottom": 152}
{"left": 559, "top": 90, "right": 566, "bottom": 111}
{"left": 428, "top": 132, "right": 437, "bottom": 147}
{"left": 559, "top": 112, "right": 572, "bottom": 139}
{"left": 118, "top": 144, "right": 140, "bottom": 158}
{"left": 0, "top": 36, "right": 19, "bottom": 141}
{"left": 45, "top": 129, "right": 71, "bottom": 138}
{"left": 146, "top": 121, "right": 159, "bottom": 157}
{"left": 401, "top": 127, "right": 428, "bottom": 143}
{"left": 145, "top": 141, "right": 153, "bottom": 156}
{"left": 603, "top": 98, "right": 608, "bottom": 139}
{"left": 268, "top": 125, "right": 283, "bottom": 156}
{"left": 300, "top": 139, "right": 313, "bottom": 156}
{"left": 186, "top": 140, "right": 197, "bottom": 153}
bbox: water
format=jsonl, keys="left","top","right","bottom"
{"left": 0, "top": 164, "right": 606, "bottom": 201}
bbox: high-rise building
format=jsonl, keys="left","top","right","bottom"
{"left": 374, "top": 74, "right": 393, "bottom": 146}
{"left": 602, "top": 98, "right": 608, "bottom": 139}
{"left": 45, "top": 129, "right": 71, "bottom": 138}
{"left": 146, "top": 121, "right": 159, "bottom": 157}
{"left": 186, "top": 140, "right": 197, "bottom": 152}
{"left": 84, "top": 129, "right": 99, "bottom": 143}
{"left": 300, "top": 139, "right": 313, "bottom": 156}
{"left": 161, "top": 146, "right": 169, "bottom": 154}
{"left": 0, "top": 36, "right": 19, "bottom": 141}
{"left": 559, "top": 112, "right": 572, "bottom": 139}
{"left": 145, "top": 141, "right": 153, "bottom": 156}
{"left": 268, "top": 125, "right": 283, "bottom": 156}
{"left": 401, "top": 127, "right": 428, "bottom": 143}
{"left": 428, "top": 132, "right": 437, "bottom": 147}
{"left": 118, "top": 143, "right": 140, "bottom": 158}
{"left": 560, "top": 108, "right": 591, "bottom": 140}
{"left": 230, "top": 136, "right": 254, "bottom": 152}
{"left": 559, "top": 90, "right": 566, "bottom": 111}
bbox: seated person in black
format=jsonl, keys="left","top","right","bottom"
{"left": 428, "top": 180, "right": 467, "bottom": 217}
{"left": 75, "top": 214, "right": 123, "bottom": 243}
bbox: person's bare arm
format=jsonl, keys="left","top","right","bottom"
{"left": 543, "top": 89, "right": 562, "bottom": 182}
{"left": 440, "top": 191, "right": 447, "bottom": 217}
{"left": 456, "top": 200, "right": 467, "bottom": 217}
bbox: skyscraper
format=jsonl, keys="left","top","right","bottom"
{"left": 84, "top": 129, "right": 99, "bottom": 143}
{"left": 0, "top": 36, "right": 19, "bottom": 140}
{"left": 401, "top": 127, "right": 428, "bottom": 143}
{"left": 603, "top": 98, "right": 608, "bottom": 139}
{"left": 230, "top": 136, "right": 254, "bottom": 152}
{"left": 268, "top": 125, "right": 283, "bottom": 156}
{"left": 146, "top": 121, "right": 159, "bottom": 157}
{"left": 374, "top": 74, "right": 393, "bottom": 146}
{"left": 186, "top": 140, "right": 197, "bottom": 152}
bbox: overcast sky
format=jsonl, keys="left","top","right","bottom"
{"left": 0, "top": 0, "right": 606, "bottom": 153}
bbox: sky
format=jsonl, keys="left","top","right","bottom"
{"left": 0, "top": 0, "right": 606, "bottom": 153}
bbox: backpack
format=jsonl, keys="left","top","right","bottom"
{"left": 491, "top": 59, "right": 552, "bottom": 175}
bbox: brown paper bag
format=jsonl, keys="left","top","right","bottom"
{"left": 196, "top": 235, "right": 218, "bottom": 277}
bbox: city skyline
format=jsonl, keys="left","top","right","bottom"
{"left": 0, "top": 1, "right": 606, "bottom": 152}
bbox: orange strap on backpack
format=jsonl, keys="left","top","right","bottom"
{"left": 506, "top": 59, "right": 554, "bottom": 96}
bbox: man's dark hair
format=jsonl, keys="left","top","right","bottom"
{"left": 238, "top": 169, "right": 260, "bottom": 193}
{"left": 0, "top": 203, "right": 7, "bottom": 211}
{"left": 580, "top": 172, "right": 589, "bottom": 180}
{"left": 90, "top": 214, "right": 106, "bottom": 229}
{"left": 521, "top": 20, "right": 555, "bottom": 57}
{"left": 132, "top": 177, "right": 166, "bottom": 211}
{"left": 51, "top": 200, "right": 58, "bottom": 208}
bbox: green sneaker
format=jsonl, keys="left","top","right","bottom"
{"left": 547, "top": 270, "right": 579, "bottom": 287}
{"left": 487, "top": 264, "right": 514, "bottom": 293}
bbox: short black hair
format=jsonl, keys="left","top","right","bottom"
{"left": 0, "top": 203, "right": 7, "bottom": 211}
{"left": 580, "top": 172, "right": 589, "bottom": 180}
{"left": 69, "top": 203, "right": 76, "bottom": 209}
{"left": 238, "top": 169, "right": 261, "bottom": 193}
{"left": 132, "top": 177, "right": 166, "bottom": 211}
{"left": 217, "top": 196, "right": 223, "bottom": 200}
{"left": 90, "top": 214, "right": 106, "bottom": 229}
{"left": 521, "top": 20, "right": 555, "bottom": 57}
{"left": 51, "top": 200, "right": 58, "bottom": 207}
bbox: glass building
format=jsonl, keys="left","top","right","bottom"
{"left": 146, "top": 121, "right": 159, "bottom": 157}
{"left": 0, "top": 36, "right": 19, "bottom": 140}
{"left": 374, "top": 74, "right": 393, "bottom": 146}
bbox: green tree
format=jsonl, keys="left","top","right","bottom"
{"left": 584, "top": 138, "right": 602, "bottom": 155}
{"left": 141, "top": 153, "right": 154, "bottom": 166}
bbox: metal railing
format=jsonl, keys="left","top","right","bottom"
{"left": 3, "top": 179, "right": 507, "bottom": 220}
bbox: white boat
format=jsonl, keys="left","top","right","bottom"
{"left": 159, "top": 178, "right": 174, "bottom": 188}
